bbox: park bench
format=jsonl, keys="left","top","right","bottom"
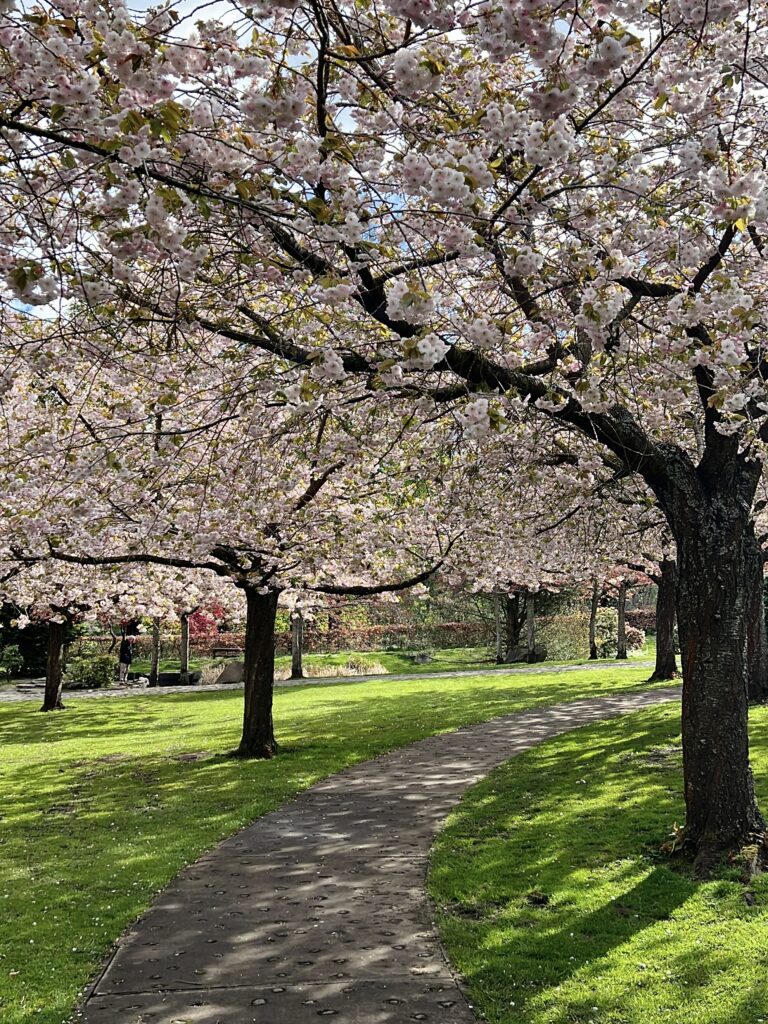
{"left": 212, "top": 647, "right": 243, "bottom": 659}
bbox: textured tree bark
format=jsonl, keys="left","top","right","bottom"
{"left": 149, "top": 617, "right": 161, "bottom": 687}
{"left": 673, "top": 499, "right": 764, "bottom": 873}
{"left": 40, "top": 619, "right": 66, "bottom": 712}
{"left": 746, "top": 536, "right": 768, "bottom": 704}
{"left": 650, "top": 559, "right": 678, "bottom": 681}
{"left": 525, "top": 592, "right": 536, "bottom": 663}
{"left": 589, "top": 578, "right": 599, "bottom": 660}
{"left": 179, "top": 611, "right": 190, "bottom": 685}
{"left": 291, "top": 610, "right": 304, "bottom": 680}
{"left": 504, "top": 594, "right": 524, "bottom": 656}
{"left": 235, "top": 586, "right": 279, "bottom": 759}
{"left": 616, "top": 580, "right": 628, "bottom": 660}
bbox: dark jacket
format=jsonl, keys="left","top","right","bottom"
{"left": 119, "top": 639, "right": 133, "bottom": 665}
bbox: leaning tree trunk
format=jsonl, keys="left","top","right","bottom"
{"left": 235, "top": 585, "right": 279, "bottom": 759}
{"left": 588, "top": 578, "right": 599, "bottom": 660}
{"left": 673, "top": 499, "right": 764, "bottom": 872}
{"left": 179, "top": 611, "right": 190, "bottom": 685}
{"left": 40, "top": 619, "right": 66, "bottom": 712}
{"left": 650, "top": 558, "right": 678, "bottom": 682}
{"left": 291, "top": 610, "right": 304, "bottom": 680}
{"left": 616, "top": 580, "right": 628, "bottom": 660}
{"left": 525, "top": 592, "right": 536, "bottom": 663}
{"left": 149, "top": 617, "right": 161, "bottom": 687}
{"left": 746, "top": 535, "right": 768, "bottom": 704}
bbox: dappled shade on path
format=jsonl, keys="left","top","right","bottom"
{"left": 76, "top": 688, "right": 679, "bottom": 1024}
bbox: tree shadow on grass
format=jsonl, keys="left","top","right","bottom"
{"left": 429, "top": 705, "right": 768, "bottom": 1024}
{"left": 0, "top": 673, "right": 675, "bottom": 1024}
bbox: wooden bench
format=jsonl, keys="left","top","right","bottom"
{"left": 212, "top": 647, "right": 243, "bottom": 659}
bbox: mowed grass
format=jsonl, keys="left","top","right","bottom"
{"left": 430, "top": 703, "right": 768, "bottom": 1024}
{"left": 128, "top": 640, "right": 656, "bottom": 683}
{"left": 128, "top": 645, "right": 500, "bottom": 679}
{"left": 0, "top": 664, "right": 661, "bottom": 1024}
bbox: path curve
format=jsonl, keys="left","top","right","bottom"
{"left": 75, "top": 686, "right": 679, "bottom": 1024}
{"left": 1, "top": 657, "right": 654, "bottom": 703}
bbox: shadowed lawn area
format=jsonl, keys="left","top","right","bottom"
{"left": 430, "top": 703, "right": 768, "bottom": 1024}
{"left": 0, "top": 664, "right": 663, "bottom": 1024}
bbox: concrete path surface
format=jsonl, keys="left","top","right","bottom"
{"left": 1, "top": 657, "right": 654, "bottom": 704}
{"left": 74, "top": 686, "right": 679, "bottom": 1024}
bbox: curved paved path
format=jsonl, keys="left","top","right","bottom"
{"left": 75, "top": 686, "right": 679, "bottom": 1024}
{"left": 1, "top": 657, "right": 654, "bottom": 703}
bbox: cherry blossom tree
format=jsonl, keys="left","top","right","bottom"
{"left": 0, "top": 336, "right": 463, "bottom": 753}
{"left": 2, "top": 0, "right": 768, "bottom": 864}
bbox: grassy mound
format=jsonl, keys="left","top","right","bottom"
{"left": 430, "top": 703, "right": 768, "bottom": 1024}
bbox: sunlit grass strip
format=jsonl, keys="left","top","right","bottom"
{"left": 430, "top": 704, "right": 768, "bottom": 1024}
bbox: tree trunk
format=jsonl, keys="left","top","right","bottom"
{"left": 235, "top": 585, "right": 279, "bottom": 759}
{"left": 291, "top": 610, "right": 304, "bottom": 680}
{"left": 616, "top": 580, "right": 628, "bottom": 660}
{"left": 674, "top": 504, "right": 764, "bottom": 872}
{"left": 504, "top": 593, "right": 523, "bottom": 656}
{"left": 494, "top": 594, "right": 504, "bottom": 663}
{"left": 179, "top": 611, "right": 190, "bottom": 685}
{"left": 525, "top": 592, "right": 536, "bottom": 663}
{"left": 149, "top": 617, "right": 161, "bottom": 687}
{"left": 40, "top": 619, "right": 66, "bottom": 712}
{"left": 589, "top": 578, "right": 599, "bottom": 660}
{"left": 746, "top": 536, "right": 768, "bottom": 704}
{"left": 649, "top": 558, "right": 678, "bottom": 682}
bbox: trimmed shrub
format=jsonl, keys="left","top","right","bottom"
{"left": 626, "top": 608, "right": 656, "bottom": 632}
{"left": 626, "top": 624, "right": 647, "bottom": 651}
{"left": 65, "top": 655, "right": 115, "bottom": 690}
{"left": 0, "top": 644, "right": 23, "bottom": 680}
{"left": 537, "top": 613, "right": 590, "bottom": 661}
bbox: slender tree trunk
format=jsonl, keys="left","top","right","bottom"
{"left": 616, "top": 580, "right": 628, "bottom": 660}
{"left": 589, "top": 578, "right": 599, "bottom": 660}
{"left": 179, "top": 611, "right": 190, "bottom": 685}
{"left": 525, "top": 592, "right": 536, "bottom": 663}
{"left": 494, "top": 594, "right": 504, "bottom": 663}
{"left": 291, "top": 610, "right": 304, "bottom": 680}
{"left": 40, "top": 619, "right": 66, "bottom": 712}
{"left": 746, "top": 536, "right": 768, "bottom": 704}
{"left": 149, "top": 617, "right": 161, "bottom": 687}
{"left": 674, "top": 505, "right": 764, "bottom": 872}
{"left": 650, "top": 558, "right": 678, "bottom": 682}
{"left": 235, "top": 585, "right": 279, "bottom": 759}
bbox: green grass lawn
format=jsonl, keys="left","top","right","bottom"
{"left": 127, "top": 645, "right": 501, "bottom": 678}
{"left": 430, "top": 702, "right": 768, "bottom": 1024}
{"left": 127, "top": 639, "right": 656, "bottom": 681}
{"left": 0, "top": 663, "right": 663, "bottom": 1024}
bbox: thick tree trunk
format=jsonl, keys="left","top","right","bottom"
{"left": 504, "top": 593, "right": 523, "bottom": 655}
{"left": 235, "top": 586, "right": 279, "bottom": 759}
{"left": 525, "top": 592, "right": 536, "bottom": 663}
{"left": 674, "top": 506, "right": 764, "bottom": 872}
{"left": 616, "top": 580, "right": 628, "bottom": 660}
{"left": 589, "top": 578, "right": 599, "bottom": 660}
{"left": 149, "top": 617, "right": 161, "bottom": 687}
{"left": 179, "top": 611, "right": 190, "bottom": 685}
{"left": 650, "top": 558, "right": 678, "bottom": 682}
{"left": 40, "top": 619, "right": 66, "bottom": 712}
{"left": 746, "top": 537, "right": 768, "bottom": 704}
{"left": 291, "top": 610, "right": 304, "bottom": 680}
